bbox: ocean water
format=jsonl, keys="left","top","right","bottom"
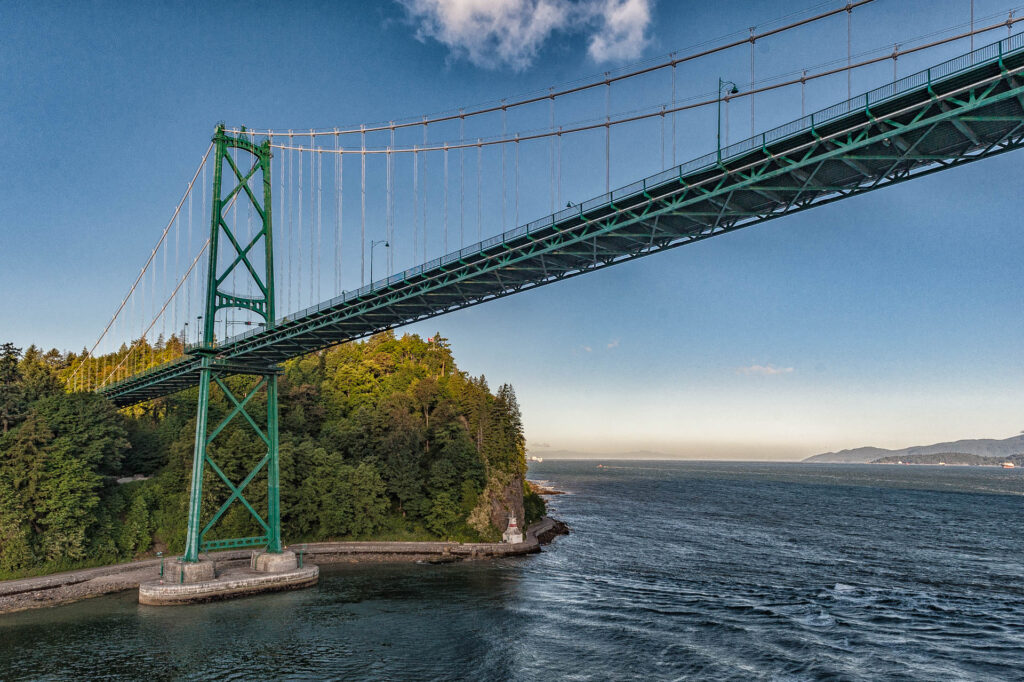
{"left": 1, "top": 461, "right": 1022, "bottom": 680}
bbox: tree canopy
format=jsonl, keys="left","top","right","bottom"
{"left": 0, "top": 332, "right": 544, "bottom": 578}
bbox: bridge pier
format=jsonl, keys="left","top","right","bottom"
{"left": 138, "top": 553, "right": 318, "bottom": 606}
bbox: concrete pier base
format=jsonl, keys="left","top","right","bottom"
{"left": 139, "top": 553, "right": 318, "bottom": 606}
{"left": 252, "top": 550, "right": 298, "bottom": 573}
{"left": 171, "top": 559, "right": 216, "bottom": 584}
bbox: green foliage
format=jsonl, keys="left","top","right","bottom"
{"left": 0, "top": 332, "right": 530, "bottom": 577}
{"left": 523, "top": 483, "right": 547, "bottom": 526}
{"left": 425, "top": 492, "right": 460, "bottom": 537}
{"left": 0, "top": 343, "right": 26, "bottom": 434}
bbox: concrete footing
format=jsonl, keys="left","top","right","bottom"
{"left": 139, "top": 552, "right": 318, "bottom": 606}
{"left": 252, "top": 550, "right": 298, "bottom": 573}
{"left": 171, "top": 559, "right": 216, "bottom": 584}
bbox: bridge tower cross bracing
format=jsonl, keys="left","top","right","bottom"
{"left": 182, "top": 124, "right": 282, "bottom": 563}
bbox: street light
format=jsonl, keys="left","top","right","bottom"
{"left": 370, "top": 239, "right": 389, "bottom": 285}
{"left": 717, "top": 77, "right": 739, "bottom": 165}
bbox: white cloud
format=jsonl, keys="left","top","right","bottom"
{"left": 737, "top": 364, "right": 795, "bottom": 376}
{"left": 607, "top": 338, "right": 619, "bottom": 349}
{"left": 397, "top": 0, "right": 653, "bottom": 70}
{"left": 583, "top": 345, "right": 593, "bottom": 352}
{"left": 586, "top": 0, "right": 652, "bottom": 63}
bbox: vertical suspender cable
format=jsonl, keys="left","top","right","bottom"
{"left": 557, "top": 127, "right": 562, "bottom": 208}
{"left": 459, "top": 111, "right": 465, "bottom": 248}
{"left": 187, "top": 172, "right": 193, "bottom": 338}
{"left": 390, "top": 123, "right": 396, "bottom": 274}
{"left": 249, "top": 131, "right": 257, "bottom": 309}
{"left": 549, "top": 90, "right": 555, "bottom": 214}
{"left": 514, "top": 135, "right": 519, "bottom": 227}
{"left": 174, "top": 206, "right": 179, "bottom": 342}
{"left": 286, "top": 133, "right": 292, "bottom": 313}
{"left": 335, "top": 131, "right": 341, "bottom": 295}
{"left": 298, "top": 143, "right": 304, "bottom": 308}
{"left": 232, "top": 145, "right": 239, "bottom": 318}
{"left": 501, "top": 101, "right": 507, "bottom": 231}
{"left": 387, "top": 145, "right": 393, "bottom": 276}
{"left": 278, "top": 140, "right": 285, "bottom": 313}
{"left": 605, "top": 73, "right": 610, "bottom": 193}
{"left": 422, "top": 121, "right": 428, "bottom": 262}
{"left": 386, "top": 144, "right": 393, "bottom": 274}
{"left": 150, "top": 265, "right": 155, "bottom": 362}
{"left": 247, "top": 155, "right": 254, "bottom": 305}
{"left": 893, "top": 44, "right": 898, "bottom": 80}
{"left": 174, "top": 201, "right": 180, "bottom": 339}
{"left": 161, "top": 223, "right": 166, "bottom": 349}
{"left": 970, "top": 0, "right": 974, "bottom": 52}
{"left": 202, "top": 156, "right": 208, "bottom": 342}
{"left": 443, "top": 144, "right": 449, "bottom": 253}
{"left": 309, "top": 134, "right": 315, "bottom": 304}
{"left": 847, "top": 2, "right": 852, "bottom": 99}
{"left": 413, "top": 145, "right": 419, "bottom": 263}
{"left": 476, "top": 140, "right": 482, "bottom": 240}
{"left": 749, "top": 27, "right": 755, "bottom": 136}
{"left": 360, "top": 125, "right": 366, "bottom": 285}
{"left": 317, "top": 150, "right": 323, "bottom": 302}
{"left": 129, "top": 290, "right": 135, "bottom": 380}
{"left": 671, "top": 55, "right": 677, "bottom": 167}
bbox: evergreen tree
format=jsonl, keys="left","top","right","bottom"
{"left": 0, "top": 343, "right": 25, "bottom": 434}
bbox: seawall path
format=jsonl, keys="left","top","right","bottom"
{"left": 0, "top": 517, "right": 568, "bottom": 615}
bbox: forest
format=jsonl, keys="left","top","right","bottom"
{"left": 0, "top": 333, "right": 545, "bottom": 579}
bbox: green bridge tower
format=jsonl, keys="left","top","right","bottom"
{"left": 182, "top": 124, "right": 282, "bottom": 563}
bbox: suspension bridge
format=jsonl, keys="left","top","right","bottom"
{"left": 61, "top": 3, "right": 1024, "bottom": 567}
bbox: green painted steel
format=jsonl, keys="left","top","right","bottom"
{"left": 102, "top": 33, "right": 1024, "bottom": 409}
{"left": 182, "top": 126, "right": 282, "bottom": 562}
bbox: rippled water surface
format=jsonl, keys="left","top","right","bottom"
{"left": 2, "top": 461, "right": 1023, "bottom": 680}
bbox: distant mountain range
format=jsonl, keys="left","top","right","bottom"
{"left": 872, "top": 452, "right": 1024, "bottom": 466}
{"left": 804, "top": 434, "right": 1024, "bottom": 463}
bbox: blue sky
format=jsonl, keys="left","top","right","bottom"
{"left": 3, "top": 0, "right": 1024, "bottom": 459}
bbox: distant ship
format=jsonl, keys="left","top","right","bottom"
{"left": 528, "top": 456, "right": 544, "bottom": 463}
{"left": 1002, "top": 462, "right": 1015, "bottom": 468}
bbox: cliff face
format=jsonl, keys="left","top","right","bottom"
{"left": 468, "top": 470, "right": 525, "bottom": 539}
{"left": 489, "top": 473, "right": 525, "bottom": 532}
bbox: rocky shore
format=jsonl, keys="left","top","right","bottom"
{"left": 527, "top": 480, "right": 567, "bottom": 496}
{"left": 0, "top": 517, "right": 568, "bottom": 615}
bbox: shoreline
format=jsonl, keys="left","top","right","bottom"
{"left": 527, "top": 480, "right": 567, "bottom": 496}
{"left": 0, "top": 517, "right": 569, "bottom": 616}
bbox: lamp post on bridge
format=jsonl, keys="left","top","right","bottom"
{"left": 370, "top": 239, "right": 389, "bottom": 285}
{"left": 717, "top": 77, "right": 740, "bottom": 165}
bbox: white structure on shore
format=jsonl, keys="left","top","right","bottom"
{"left": 502, "top": 515, "right": 523, "bottom": 544}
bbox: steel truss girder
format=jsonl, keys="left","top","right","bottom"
{"left": 102, "top": 44, "right": 1024, "bottom": 407}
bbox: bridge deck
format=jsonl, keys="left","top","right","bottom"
{"left": 102, "top": 33, "right": 1024, "bottom": 406}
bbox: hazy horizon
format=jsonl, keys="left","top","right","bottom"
{"left": 526, "top": 428, "right": 1024, "bottom": 462}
